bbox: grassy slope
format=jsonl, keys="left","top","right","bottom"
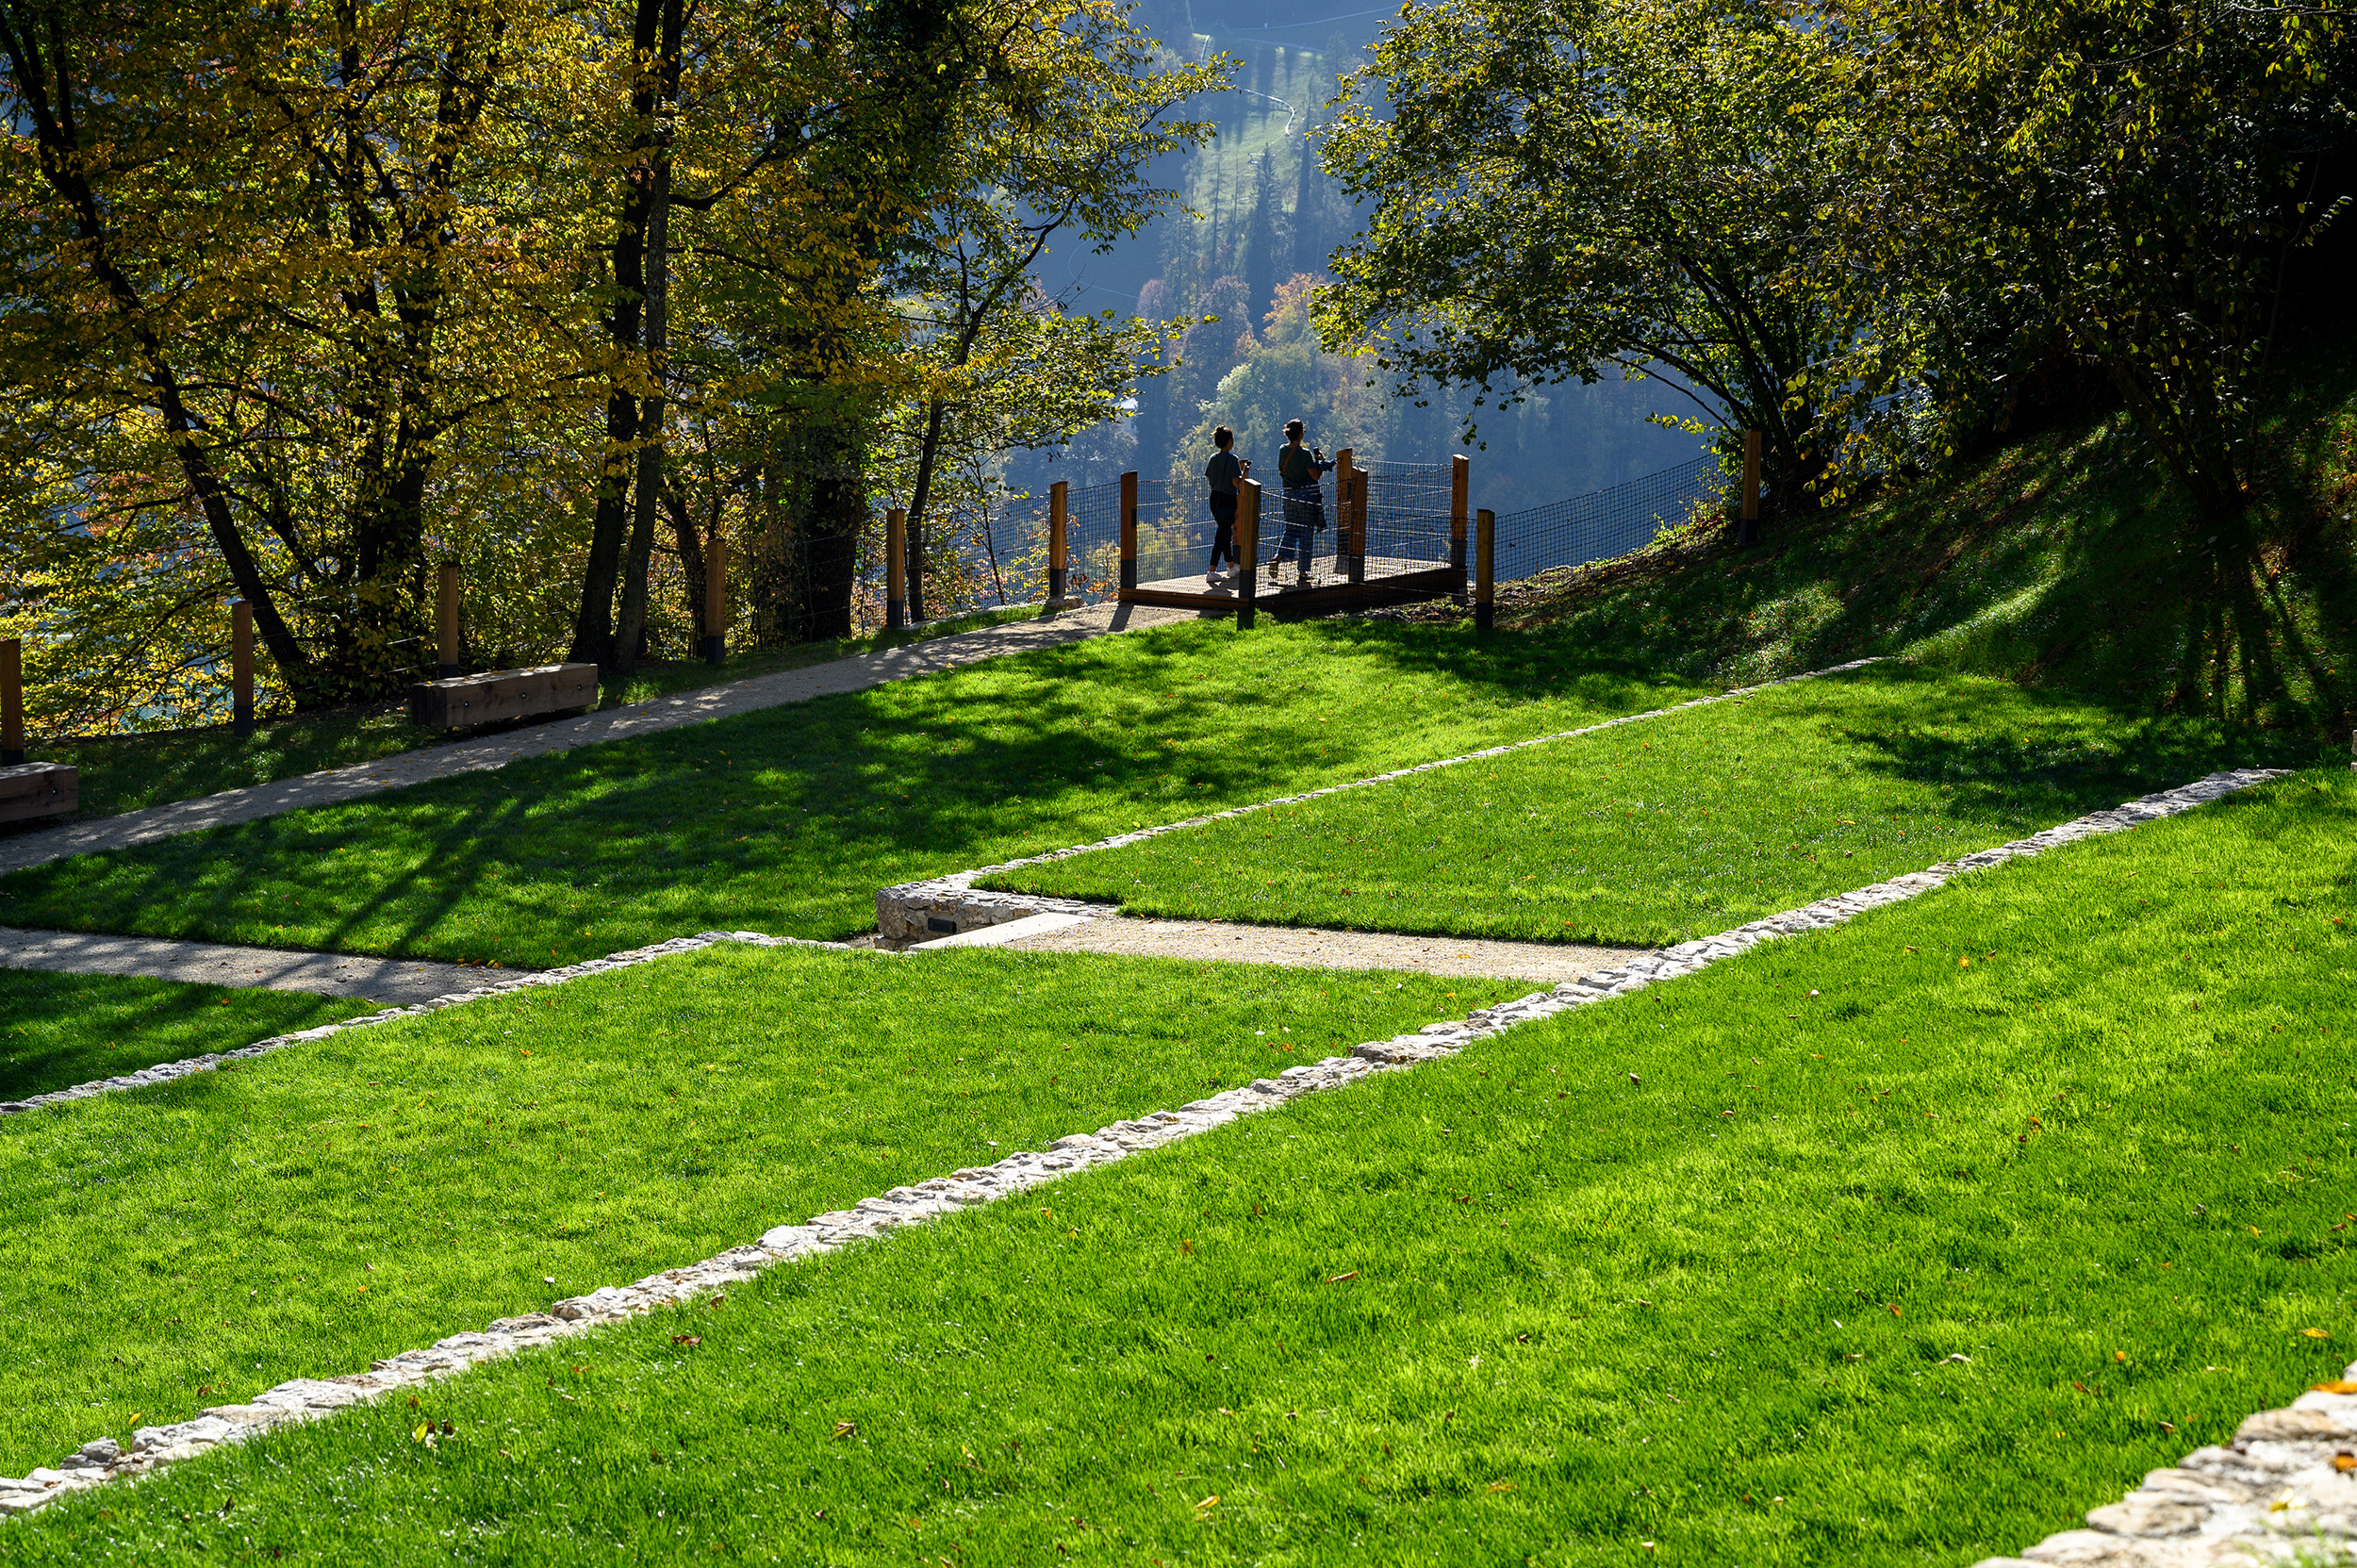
{"left": 0, "top": 943, "right": 1508, "bottom": 1476}
{"left": 0, "top": 972, "right": 375, "bottom": 1101}
{"left": 8, "top": 770, "right": 2349, "bottom": 1565}
{"left": 0, "top": 619, "right": 1702, "bottom": 964}
{"left": 991, "top": 664, "right": 2310, "bottom": 944}
{"left": 9, "top": 606, "right": 1039, "bottom": 824}
{"left": 1505, "top": 330, "right": 2357, "bottom": 739}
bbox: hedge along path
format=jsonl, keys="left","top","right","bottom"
{"left": 0, "top": 602, "right": 1196, "bottom": 879}
{"left": 0, "top": 767, "right": 2309, "bottom": 1565}
{"left": 875, "top": 656, "right": 1887, "bottom": 941}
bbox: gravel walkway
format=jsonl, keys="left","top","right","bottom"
{"left": 0, "top": 602, "right": 1196, "bottom": 879}
{"left": 0, "top": 926, "right": 493, "bottom": 1007}
{"left": 984, "top": 912, "right": 1645, "bottom": 983}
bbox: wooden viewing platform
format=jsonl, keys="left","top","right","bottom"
{"left": 1111, "top": 450, "right": 1489, "bottom": 627}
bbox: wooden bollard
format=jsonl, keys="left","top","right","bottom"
{"left": 436, "top": 562, "right": 460, "bottom": 678}
{"left": 1, "top": 637, "right": 22, "bottom": 765}
{"left": 1118, "top": 470, "right": 1138, "bottom": 595}
{"left": 1450, "top": 453, "right": 1470, "bottom": 583}
{"left": 886, "top": 507, "right": 907, "bottom": 630}
{"left": 703, "top": 530, "right": 727, "bottom": 665}
{"left": 1346, "top": 461, "right": 1367, "bottom": 585}
{"left": 1047, "top": 481, "right": 1068, "bottom": 605}
{"left": 232, "top": 601, "right": 255, "bottom": 736}
{"left": 1475, "top": 507, "right": 1496, "bottom": 632}
{"left": 1237, "top": 478, "right": 1261, "bottom": 631}
{"left": 1739, "top": 428, "right": 1761, "bottom": 546}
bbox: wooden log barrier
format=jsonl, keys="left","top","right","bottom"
{"left": 703, "top": 531, "right": 727, "bottom": 666}
{"left": 409, "top": 663, "right": 600, "bottom": 730}
{"left": 1118, "top": 470, "right": 1138, "bottom": 595}
{"left": 886, "top": 507, "right": 907, "bottom": 630}
{"left": 1047, "top": 481, "right": 1068, "bottom": 605}
{"left": 0, "top": 639, "right": 76, "bottom": 820}
{"left": 1237, "top": 478, "right": 1261, "bottom": 631}
{"left": 1475, "top": 507, "right": 1496, "bottom": 632}
{"left": 1451, "top": 453, "right": 1470, "bottom": 584}
{"left": 232, "top": 600, "right": 255, "bottom": 737}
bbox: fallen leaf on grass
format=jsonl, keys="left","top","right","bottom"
{"left": 1195, "top": 1494, "right": 1220, "bottom": 1510}
{"left": 1487, "top": 1480, "right": 1517, "bottom": 1494}
{"left": 2299, "top": 1329, "right": 2332, "bottom": 1340}
{"left": 1326, "top": 1271, "right": 1358, "bottom": 1284}
{"left": 2334, "top": 1454, "right": 2356, "bottom": 1474}
{"left": 832, "top": 1421, "right": 857, "bottom": 1439}
{"left": 671, "top": 1335, "right": 701, "bottom": 1347}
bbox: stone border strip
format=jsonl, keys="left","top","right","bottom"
{"left": 873, "top": 657, "right": 1886, "bottom": 942}
{"left": 0, "top": 930, "right": 855, "bottom": 1117}
{"left": 0, "top": 765, "right": 2299, "bottom": 1542}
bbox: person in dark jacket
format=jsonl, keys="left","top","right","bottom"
{"left": 1269, "top": 419, "right": 1332, "bottom": 586}
{"left": 1204, "top": 426, "right": 1246, "bottom": 585}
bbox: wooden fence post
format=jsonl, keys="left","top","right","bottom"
{"left": 1118, "top": 470, "right": 1138, "bottom": 595}
{"left": 232, "top": 601, "right": 255, "bottom": 736}
{"left": 1475, "top": 508, "right": 1496, "bottom": 632}
{"left": 1347, "top": 462, "right": 1368, "bottom": 585}
{"left": 436, "top": 562, "right": 461, "bottom": 678}
{"left": 1739, "top": 429, "right": 1761, "bottom": 546}
{"left": 1331, "top": 447, "right": 1351, "bottom": 586}
{"left": 1, "top": 638, "right": 21, "bottom": 765}
{"left": 886, "top": 508, "right": 907, "bottom": 630}
{"left": 1451, "top": 453, "right": 1470, "bottom": 585}
{"left": 703, "top": 530, "right": 727, "bottom": 665}
{"left": 1237, "top": 479, "right": 1260, "bottom": 631}
{"left": 1047, "top": 481, "right": 1068, "bottom": 605}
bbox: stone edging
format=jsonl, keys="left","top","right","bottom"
{"left": 873, "top": 657, "right": 1886, "bottom": 942}
{"left": 0, "top": 765, "right": 2305, "bottom": 1549}
{"left": 0, "top": 932, "right": 857, "bottom": 1118}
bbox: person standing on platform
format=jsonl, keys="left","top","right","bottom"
{"left": 1204, "top": 426, "right": 1246, "bottom": 586}
{"left": 1270, "top": 419, "right": 1333, "bottom": 586}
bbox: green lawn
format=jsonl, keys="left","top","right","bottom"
{"left": 990, "top": 663, "right": 2314, "bottom": 946}
{"left": 8, "top": 767, "right": 2348, "bottom": 1565}
{"left": 0, "top": 971, "right": 375, "bottom": 1102}
{"left": 0, "top": 619, "right": 1705, "bottom": 966}
{"left": 0, "top": 943, "right": 1506, "bottom": 1477}
{"left": 12, "top": 605, "right": 1041, "bottom": 823}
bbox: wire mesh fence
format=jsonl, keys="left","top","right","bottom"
{"left": 977, "top": 452, "right": 1722, "bottom": 608}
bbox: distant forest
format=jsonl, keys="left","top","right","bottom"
{"left": 1003, "top": 1, "right": 1706, "bottom": 510}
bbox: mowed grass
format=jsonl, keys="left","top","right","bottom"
{"left": 991, "top": 663, "right": 2312, "bottom": 946}
{"left": 0, "top": 970, "right": 374, "bottom": 1101}
{"left": 9, "top": 604, "right": 1042, "bottom": 823}
{"left": 9, "top": 772, "right": 2351, "bottom": 1565}
{"left": 0, "top": 619, "right": 1706, "bottom": 965}
{"left": 0, "top": 944, "right": 1506, "bottom": 1477}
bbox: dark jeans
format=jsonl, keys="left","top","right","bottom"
{"left": 1207, "top": 493, "right": 1238, "bottom": 569}
{"left": 1273, "top": 486, "right": 1325, "bottom": 569}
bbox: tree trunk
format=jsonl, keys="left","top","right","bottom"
{"left": 903, "top": 396, "right": 949, "bottom": 622}
{"left": 615, "top": 149, "right": 673, "bottom": 675}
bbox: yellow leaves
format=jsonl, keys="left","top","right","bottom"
{"left": 832, "top": 1420, "right": 857, "bottom": 1439}
{"left": 2299, "top": 1329, "right": 2332, "bottom": 1340}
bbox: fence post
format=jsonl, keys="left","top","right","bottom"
{"left": 703, "top": 530, "right": 727, "bottom": 665}
{"left": 1331, "top": 447, "right": 1351, "bottom": 586}
{"left": 1, "top": 638, "right": 21, "bottom": 765}
{"left": 1047, "top": 481, "right": 1068, "bottom": 605}
{"left": 1475, "top": 508, "right": 1496, "bottom": 632}
{"left": 436, "top": 562, "right": 461, "bottom": 678}
{"left": 1739, "top": 429, "right": 1761, "bottom": 546}
{"left": 232, "top": 601, "right": 255, "bottom": 736}
{"left": 1451, "top": 453, "right": 1470, "bottom": 586}
{"left": 886, "top": 508, "right": 907, "bottom": 630}
{"left": 1237, "top": 479, "right": 1260, "bottom": 631}
{"left": 1347, "top": 462, "right": 1368, "bottom": 585}
{"left": 1119, "top": 470, "right": 1138, "bottom": 595}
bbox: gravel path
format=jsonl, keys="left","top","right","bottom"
{"left": 0, "top": 602, "right": 1197, "bottom": 879}
{"left": 0, "top": 926, "right": 493, "bottom": 1007}
{"left": 989, "top": 912, "right": 1645, "bottom": 982}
